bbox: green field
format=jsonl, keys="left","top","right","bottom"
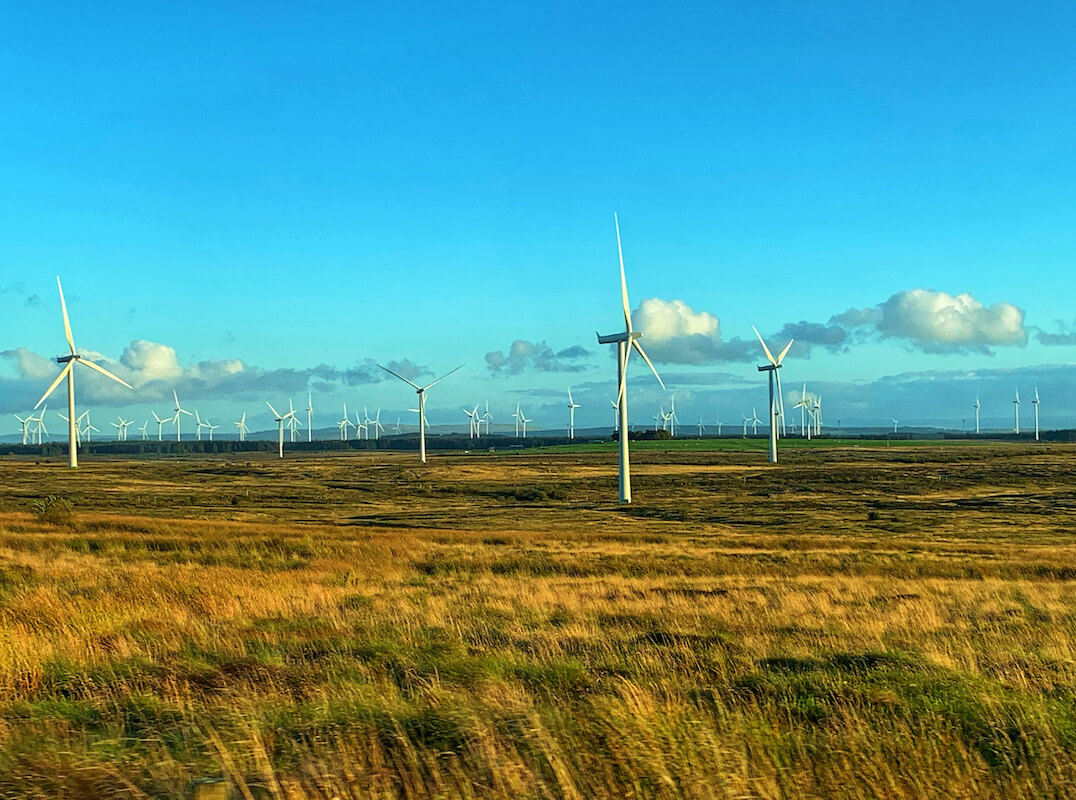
{"left": 0, "top": 443, "right": 1074, "bottom": 798}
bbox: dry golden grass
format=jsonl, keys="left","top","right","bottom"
{"left": 0, "top": 444, "right": 1074, "bottom": 798}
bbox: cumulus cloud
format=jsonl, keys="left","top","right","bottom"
{"left": 485, "top": 340, "right": 592, "bottom": 376}
{"left": 344, "top": 358, "right": 431, "bottom": 385}
{"left": 630, "top": 298, "right": 754, "bottom": 364}
{"left": 832, "top": 290, "right": 1027, "bottom": 353}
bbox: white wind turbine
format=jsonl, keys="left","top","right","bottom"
{"left": 794, "top": 384, "right": 810, "bottom": 438}
{"left": 111, "top": 418, "right": 124, "bottom": 441}
{"left": 751, "top": 408, "right": 762, "bottom": 436}
{"left": 394, "top": 418, "right": 402, "bottom": 435}
{"left": 463, "top": 405, "right": 479, "bottom": 439}
{"left": 892, "top": 418, "right": 899, "bottom": 434}
{"left": 716, "top": 420, "right": 723, "bottom": 436}
{"left": 513, "top": 404, "right": 521, "bottom": 437}
{"left": 32, "top": 406, "right": 49, "bottom": 444}
{"left": 205, "top": 418, "right": 219, "bottom": 441}
{"left": 741, "top": 412, "right": 750, "bottom": 437}
{"left": 235, "top": 412, "right": 250, "bottom": 442}
{"left": 667, "top": 397, "right": 680, "bottom": 437}
{"left": 519, "top": 407, "right": 532, "bottom": 438}
{"left": 172, "top": 390, "right": 193, "bottom": 442}
{"left": 287, "top": 401, "right": 302, "bottom": 442}
{"left": 305, "top": 390, "right": 314, "bottom": 443}
{"left": 753, "top": 327, "right": 794, "bottom": 464}
{"left": 595, "top": 213, "right": 664, "bottom": 503}
{"left": 33, "top": 277, "right": 133, "bottom": 468}
{"left": 14, "top": 414, "right": 32, "bottom": 445}
{"left": 1033, "top": 387, "right": 1040, "bottom": 441}
{"left": 266, "top": 401, "right": 299, "bottom": 458}
{"left": 974, "top": 396, "right": 981, "bottom": 435}
{"left": 379, "top": 364, "right": 463, "bottom": 463}
{"left": 151, "top": 411, "right": 169, "bottom": 441}
{"left": 194, "top": 411, "right": 208, "bottom": 441}
{"left": 59, "top": 411, "right": 88, "bottom": 446}
{"left": 610, "top": 400, "right": 619, "bottom": 433}
{"left": 1013, "top": 388, "right": 1020, "bottom": 434}
{"left": 697, "top": 418, "right": 705, "bottom": 437}
{"left": 138, "top": 421, "right": 149, "bottom": 441}
{"left": 567, "top": 387, "right": 581, "bottom": 440}
{"left": 371, "top": 408, "right": 385, "bottom": 440}
{"left": 337, "top": 404, "right": 353, "bottom": 441}
{"left": 813, "top": 395, "right": 823, "bottom": 436}
{"left": 481, "top": 401, "right": 493, "bottom": 435}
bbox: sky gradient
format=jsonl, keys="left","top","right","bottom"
{"left": 3, "top": 2, "right": 1075, "bottom": 435}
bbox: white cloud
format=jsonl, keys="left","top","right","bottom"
{"left": 832, "top": 289, "right": 1027, "bottom": 353}
{"left": 630, "top": 298, "right": 754, "bottom": 364}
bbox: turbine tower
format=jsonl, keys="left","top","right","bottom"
{"left": 892, "top": 418, "right": 899, "bottom": 434}
{"left": 235, "top": 412, "right": 250, "bottom": 442}
{"left": 974, "top": 395, "right": 981, "bottom": 435}
{"left": 172, "top": 390, "right": 193, "bottom": 442}
{"left": 1013, "top": 388, "right": 1020, "bottom": 434}
{"left": 1033, "top": 387, "right": 1040, "bottom": 441}
{"left": 33, "top": 277, "right": 133, "bottom": 468}
{"left": 595, "top": 214, "right": 664, "bottom": 503}
{"left": 753, "top": 327, "right": 794, "bottom": 463}
{"left": 305, "top": 390, "right": 314, "bottom": 443}
{"left": 379, "top": 364, "right": 463, "bottom": 463}
{"left": 337, "top": 404, "right": 352, "bottom": 441}
{"left": 266, "top": 401, "right": 299, "bottom": 458}
{"left": 567, "top": 387, "right": 580, "bottom": 440}
{"left": 151, "top": 411, "right": 169, "bottom": 441}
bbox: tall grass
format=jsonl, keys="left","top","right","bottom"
{"left": 0, "top": 444, "right": 1073, "bottom": 797}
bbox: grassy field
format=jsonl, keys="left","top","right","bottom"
{"left": 0, "top": 443, "right": 1075, "bottom": 798}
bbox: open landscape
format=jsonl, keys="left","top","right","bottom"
{"left": 1, "top": 443, "right": 1075, "bottom": 798}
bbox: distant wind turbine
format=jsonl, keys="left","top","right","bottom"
{"left": 379, "top": 364, "right": 463, "bottom": 463}
{"left": 172, "top": 390, "right": 193, "bottom": 442}
{"left": 1033, "top": 387, "right": 1040, "bottom": 441}
{"left": 267, "top": 401, "right": 299, "bottom": 458}
{"left": 152, "top": 411, "right": 169, "bottom": 441}
{"left": 1013, "top": 388, "right": 1020, "bottom": 434}
{"left": 235, "top": 412, "right": 250, "bottom": 442}
{"left": 33, "top": 277, "right": 133, "bottom": 468}
{"left": 567, "top": 387, "right": 580, "bottom": 440}
{"left": 974, "top": 395, "right": 981, "bottom": 435}
{"left": 305, "top": 390, "right": 314, "bottom": 443}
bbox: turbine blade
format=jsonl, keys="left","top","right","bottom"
{"left": 56, "top": 277, "right": 76, "bottom": 355}
{"left": 422, "top": 363, "right": 464, "bottom": 391}
{"left": 266, "top": 402, "right": 280, "bottom": 418}
{"left": 632, "top": 339, "right": 664, "bottom": 390}
{"left": 378, "top": 364, "right": 421, "bottom": 390}
{"left": 775, "top": 339, "right": 795, "bottom": 364}
{"left": 615, "top": 213, "right": 632, "bottom": 332}
{"left": 752, "top": 326, "right": 777, "bottom": 365}
{"left": 34, "top": 362, "right": 73, "bottom": 409}
{"left": 79, "top": 357, "right": 134, "bottom": 389}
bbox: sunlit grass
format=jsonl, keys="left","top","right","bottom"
{"left": 0, "top": 444, "right": 1073, "bottom": 797}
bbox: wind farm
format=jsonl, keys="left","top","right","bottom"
{"left": 4, "top": 4, "right": 1076, "bottom": 797}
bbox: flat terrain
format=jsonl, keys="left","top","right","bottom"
{"left": 0, "top": 444, "right": 1075, "bottom": 798}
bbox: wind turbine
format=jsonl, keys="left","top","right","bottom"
{"left": 287, "top": 401, "right": 302, "bottom": 442}
{"left": 111, "top": 418, "right": 124, "bottom": 441}
{"left": 610, "top": 400, "right": 619, "bottom": 433}
{"left": 519, "top": 407, "right": 532, "bottom": 438}
{"left": 481, "top": 401, "right": 493, "bottom": 435}
{"left": 305, "top": 390, "right": 314, "bottom": 443}
{"left": 697, "top": 418, "right": 705, "bottom": 437}
{"left": 892, "top": 418, "right": 899, "bottom": 434}
{"left": 741, "top": 412, "right": 750, "bottom": 437}
{"left": 151, "top": 411, "right": 169, "bottom": 441}
{"left": 33, "top": 277, "right": 133, "bottom": 468}
{"left": 814, "top": 395, "right": 823, "bottom": 436}
{"left": 463, "top": 405, "right": 479, "bottom": 439}
{"left": 235, "top": 412, "right": 250, "bottom": 442}
{"left": 172, "top": 390, "right": 193, "bottom": 442}
{"left": 753, "top": 327, "right": 793, "bottom": 462}
{"left": 138, "top": 421, "right": 149, "bottom": 441}
{"left": 595, "top": 214, "right": 665, "bottom": 503}
{"left": 567, "top": 387, "right": 581, "bottom": 440}
{"left": 394, "top": 417, "right": 402, "bottom": 435}
{"left": 716, "top": 420, "right": 723, "bottom": 436}
{"left": 379, "top": 364, "right": 463, "bottom": 463}
{"left": 32, "top": 406, "right": 48, "bottom": 444}
{"left": 371, "top": 408, "right": 384, "bottom": 440}
{"left": 667, "top": 397, "right": 679, "bottom": 437}
{"left": 266, "top": 401, "right": 299, "bottom": 458}
{"left": 794, "top": 385, "right": 810, "bottom": 438}
{"left": 1013, "top": 388, "right": 1020, "bottom": 434}
{"left": 337, "top": 404, "right": 353, "bottom": 441}
{"left": 974, "top": 396, "right": 981, "bottom": 435}
{"left": 205, "top": 418, "right": 218, "bottom": 441}
{"left": 513, "top": 404, "right": 521, "bottom": 437}
{"left": 1033, "top": 387, "right": 1040, "bottom": 441}
{"left": 14, "top": 414, "right": 32, "bottom": 445}
{"left": 194, "top": 411, "right": 207, "bottom": 441}
{"left": 751, "top": 408, "right": 762, "bottom": 436}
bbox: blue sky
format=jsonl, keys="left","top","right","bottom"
{"left": 3, "top": 2, "right": 1076, "bottom": 435}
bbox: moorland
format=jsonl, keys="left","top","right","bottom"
{"left": 0, "top": 442, "right": 1074, "bottom": 799}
